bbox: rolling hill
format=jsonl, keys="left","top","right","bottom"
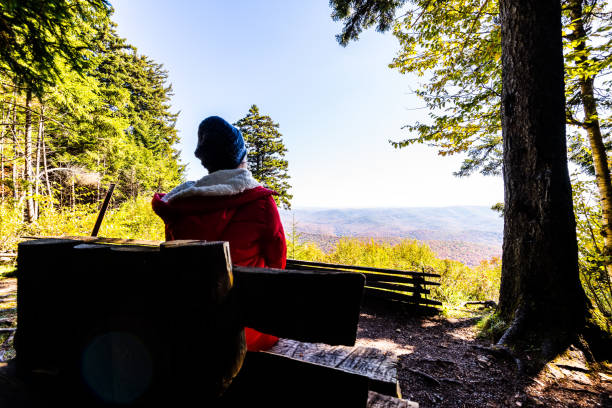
{"left": 280, "top": 206, "right": 503, "bottom": 266}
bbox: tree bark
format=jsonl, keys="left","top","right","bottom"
{"left": 498, "top": 0, "right": 588, "bottom": 356}
{"left": 0, "top": 101, "right": 5, "bottom": 202}
{"left": 24, "top": 89, "right": 35, "bottom": 222}
{"left": 11, "top": 93, "right": 18, "bottom": 201}
{"left": 40, "top": 111, "right": 52, "bottom": 206}
{"left": 34, "top": 107, "right": 43, "bottom": 220}
{"left": 568, "top": 0, "right": 612, "bottom": 275}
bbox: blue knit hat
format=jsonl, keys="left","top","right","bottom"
{"left": 195, "top": 116, "right": 247, "bottom": 172}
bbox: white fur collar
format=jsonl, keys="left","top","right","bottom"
{"left": 162, "top": 168, "right": 261, "bottom": 202}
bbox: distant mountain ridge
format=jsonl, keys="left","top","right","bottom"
{"left": 280, "top": 206, "right": 503, "bottom": 265}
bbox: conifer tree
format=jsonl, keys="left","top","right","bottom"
{"left": 234, "top": 105, "right": 292, "bottom": 209}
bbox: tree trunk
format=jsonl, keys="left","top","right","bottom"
{"left": 498, "top": 0, "right": 588, "bottom": 358}
{"left": 11, "top": 94, "right": 18, "bottom": 201}
{"left": 568, "top": 0, "right": 612, "bottom": 275}
{"left": 0, "top": 101, "right": 5, "bottom": 202}
{"left": 41, "top": 111, "right": 52, "bottom": 207}
{"left": 24, "top": 90, "right": 35, "bottom": 222}
{"left": 34, "top": 108, "right": 43, "bottom": 220}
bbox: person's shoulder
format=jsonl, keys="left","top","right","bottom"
{"left": 235, "top": 187, "right": 278, "bottom": 214}
{"left": 162, "top": 181, "right": 196, "bottom": 202}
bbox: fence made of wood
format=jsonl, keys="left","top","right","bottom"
{"left": 286, "top": 259, "right": 442, "bottom": 312}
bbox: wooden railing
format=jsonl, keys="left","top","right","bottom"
{"left": 286, "top": 259, "right": 442, "bottom": 311}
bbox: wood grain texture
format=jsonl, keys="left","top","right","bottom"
{"left": 266, "top": 338, "right": 400, "bottom": 397}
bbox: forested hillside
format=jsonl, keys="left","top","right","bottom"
{"left": 0, "top": 2, "right": 183, "bottom": 231}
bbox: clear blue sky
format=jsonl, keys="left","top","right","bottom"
{"left": 111, "top": 0, "right": 503, "bottom": 208}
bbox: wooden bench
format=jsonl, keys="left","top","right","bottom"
{"left": 286, "top": 259, "right": 442, "bottom": 312}
{"left": 12, "top": 237, "right": 417, "bottom": 407}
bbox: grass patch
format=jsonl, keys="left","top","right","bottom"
{"left": 0, "top": 264, "right": 16, "bottom": 279}
{"left": 476, "top": 311, "right": 507, "bottom": 342}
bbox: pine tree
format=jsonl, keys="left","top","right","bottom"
{"left": 234, "top": 105, "right": 292, "bottom": 209}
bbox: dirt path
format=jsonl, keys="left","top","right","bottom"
{"left": 356, "top": 303, "right": 612, "bottom": 407}
{"left": 0, "top": 278, "right": 17, "bottom": 362}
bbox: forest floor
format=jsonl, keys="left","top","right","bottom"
{"left": 1, "top": 276, "right": 611, "bottom": 407}
{"left": 356, "top": 302, "right": 612, "bottom": 407}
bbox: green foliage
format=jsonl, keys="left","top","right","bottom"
{"left": 0, "top": 200, "right": 23, "bottom": 253}
{"left": 573, "top": 177, "right": 612, "bottom": 331}
{"left": 0, "top": 264, "right": 16, "bottom": 279}
{"left": 286, "top": 216, "right": 326, "bottom": 261}
{"left": 234, "top": 105, "right": 292, "bottom": 209}
{"left": 0, "top": 0, "right": 111, "bottom": 96}
{"left": 389, "top": 0, "right": 502, "bottom": 177}
{"left": 330, "top": 0, "right": 611, "bottom": 177}
{"left": 476, "top": 311, "right": 507, "bottom": 341}
{"left": 0, "top": 195, "right": 165, "bottom": 253}
{"left": 0, "top": 10, "right": 183, "bottom": 215}
{"left": 436, "top": 257, "right": 501, "bottom": 305}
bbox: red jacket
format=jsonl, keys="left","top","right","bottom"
{"left": 152, "top": 186, "right": 286, "bottom": 269}
{"left": 152, "top": 181, "right": 286, "bottom": 351}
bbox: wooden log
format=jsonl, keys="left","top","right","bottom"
{"left": 368, "top": 391, "right": 420, "bottom": 408}
{"left": 219, "top": 351, "right": 370, "bottom": 408}
{"left": 286, "top": 259, "right": 440, "bottom": 278}
{"left": 16, "top": 238, "right": 83, "bottom": 379}
{"left": 233, "top": 265, "right": 364, "bottom": 346}
{"left": 16, "top": 238, "right": 246, "bottom": 405}
{"left": 462, "top": 300, "right": 497, "bottom": 308}
{"left": 266, "top": 338, "right": 401, "bottom": 397}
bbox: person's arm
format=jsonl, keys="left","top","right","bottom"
{"left": 262, "top": 196, "right": 287, "bottom": 269}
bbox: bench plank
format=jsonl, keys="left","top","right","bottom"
{"left": 266, "top": 338, "right": 400, "bottom": 397}
{"left": 233, "top": 266, "right": 364, "bottom": 346}
{"left": 219, "top": 351, "right": 369, "bottom": 407}
{"left": 286, "top": 259, "right": 440, "bottom": 278}
{"left": 365, "top": 288, "right": 442, "bottom": 306}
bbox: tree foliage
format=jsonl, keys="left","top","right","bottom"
{"left": 332, "top": 0, "right": 611, "bottom": 178}
{"left": 0, "top": 0, "right": 111, "bottom": 96}
{"left": 389, "top": 0, "right": 502, "bottom": 177}
{"left": 330, "top": 0, "right": 406, "bottom": 46}
{"left": 0, "top": 8, "right": 183, "bottom": 219}
{"left": 234, "top": 105, "right": 292, "bottom": 209}
{"left": 573, "top": 177, "right": 612, "bottom": 330}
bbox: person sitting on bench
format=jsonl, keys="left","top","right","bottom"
{"left": 152, "top": 115, "right": 286, "bottom": 351}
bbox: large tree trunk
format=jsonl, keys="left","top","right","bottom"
{"left": 24, "top": 89, "right": 35, "bottom": 222}
{"left": 568, "top": 0, "right": 612, "bottom": 275}
{"left": 498, "top": 0, "right": 588, "bottom": 357}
